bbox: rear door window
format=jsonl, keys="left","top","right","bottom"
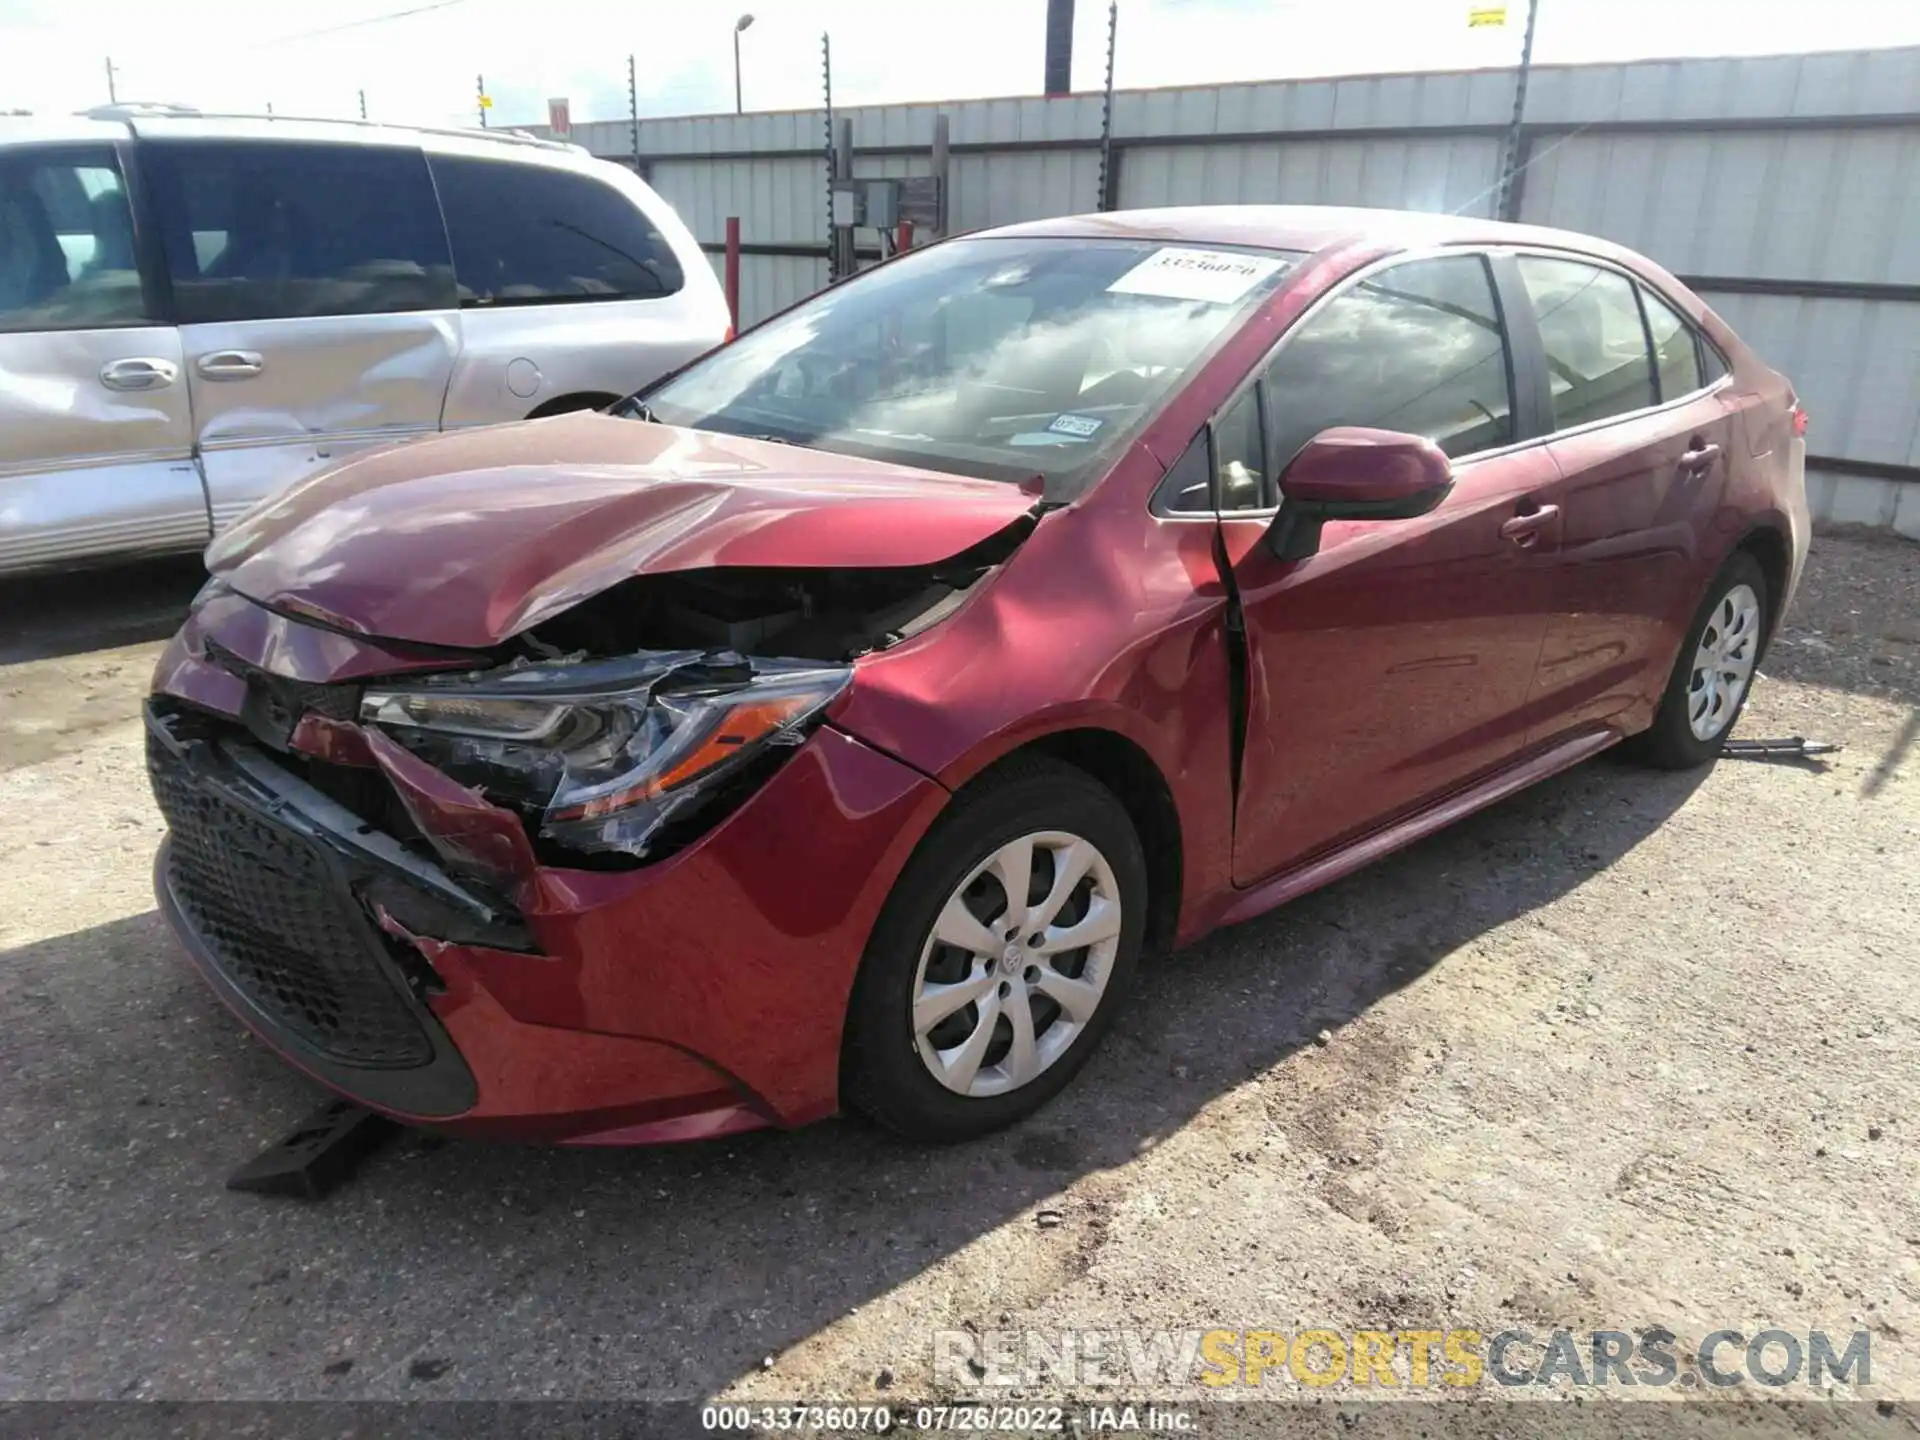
{"left": 0, "top": 146, "right": 150, "bottom": 333}
{"left": 143, "top": 139, "right": 455, "bottom": 323}
{"left": 1640, "top": 287, "right": 1704, "bottom": 402}
{"left": 1264, "top": 253, "right": 1516, "bottom": 466}
{"left": 428, "top": 156, "right": 685, "bottom": 307}
{"left": 1516, "top": 256, "right": 1657, "bottom": 429}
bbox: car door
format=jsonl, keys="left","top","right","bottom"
{"left": 1209, "top": 251, "right": 1564, "bottom": 887}
{"left": 0, "top": 141, "right": 204, "bottom": 572}
{"left": 1504, "top": 254, "right": 1741, "bottom": 739}
{"left": 139, "top": 133, "right": 460, "bottom": 530}
{"left": 427, "top": 150, "right": 727, "bottom": 427}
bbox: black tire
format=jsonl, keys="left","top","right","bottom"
{"left": 1627, "top": 550, "right": 1769, "bottom": 770}
{"left": 840, "top": 757, "right": 1148, "bottom": 1143}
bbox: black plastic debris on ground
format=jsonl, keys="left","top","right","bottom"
{"left": 226, "top": 1098, "right": 399, "bottom": 1200}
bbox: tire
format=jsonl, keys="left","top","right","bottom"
{"left": 1627, "top": 550, "right": 1769, "bottom": 770}
{"left": 840, "top": 757, "right": 1148, "bottom": 1143}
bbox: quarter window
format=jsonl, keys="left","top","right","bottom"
{"left": 1516, "top": 256, "right": 1656, "bottom": 429}
{"left": 429, "top": 156, "right": 685, "bottom": 306}
{"left": 1214, "top": 387, "right": 1269, "bottom": 511}
{"left": 1640, "top": 287, "right": 1704, "bottom": 401}
{"left": 144, "top": 140, "right": 455, "bottom": 324}
{"left": 0, "top": 147, "right": 150, "bottom": 334}
{"left": 1264, "top": 254, "right": 1515, "bottom": 468}
{"left": 1157, "top": 430, "right": 1213, "bottom": 514}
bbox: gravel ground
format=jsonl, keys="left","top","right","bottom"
{"left": 0, "top": 535, "right": 1915, "bottom": 1425}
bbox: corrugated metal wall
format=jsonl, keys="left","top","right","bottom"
{"left": 565, "top": 45, "right": 1920, "bottom": 512}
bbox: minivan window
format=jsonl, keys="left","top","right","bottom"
{"left": 1517, "top": 256, "right": 1656, "bottom": 429}
{"left": 144, "top": 140, "right": 455, "bottom": 323}
{"left": 1640, "top": 287, "right": 1703, "bottom": 401}
{"left": 0, "top": 147, "right": 149, "bottom": 333}
{"left": 1264, "top": 253, "right": 1515, "bottom": 467}
{"left": 430, "top": 156, "right": 685, "bottom": 307}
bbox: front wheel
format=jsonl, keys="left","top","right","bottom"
{"left": 1628, "top": 551, "right": 1769, "bottom": 769}
{"left": 840, "top": 759, "right": 1147, "bottom": 1143}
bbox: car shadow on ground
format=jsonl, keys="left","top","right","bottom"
{"left": 0, "top": 556, "right": 206, "bottom": 666}
{"left": 2, "top": 749, "right": 1709, "bottom": 1400}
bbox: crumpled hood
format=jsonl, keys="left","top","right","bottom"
{"left": 207, "top": 412, "right": 1038, "bottom": 650}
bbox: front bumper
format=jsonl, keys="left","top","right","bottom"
{"left": 147, "top": 602, "right": 950, "bottom": 1144}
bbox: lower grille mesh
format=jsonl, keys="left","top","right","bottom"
{"left": 148, "top": 731, "right": 433, "bottom": 1068}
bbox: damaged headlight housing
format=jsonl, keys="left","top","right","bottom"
{"left": 361, "top": 652, "right": 850, "bottom": 859}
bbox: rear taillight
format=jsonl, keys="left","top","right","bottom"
{"left": 1791, "top": 405, "right": 1809, "bottom": 437}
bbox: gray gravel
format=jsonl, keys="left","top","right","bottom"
{"left": 0, "top": 535, "right": 1915, "bottom": 1410}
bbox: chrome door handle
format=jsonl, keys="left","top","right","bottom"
{"left": 99, "top": 357, "right": 179, "bottom": 391}
{"left": 1679, "top": 440, "right": 1722, "bottom": 474}
{"left": 196, "top": 350, "right": 265, "bottom": 380}
{"left": 1499, "top": 502, "right": 1560, "bottom": 547}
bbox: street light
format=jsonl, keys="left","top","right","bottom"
{"left": 734, "top": 13, "right": 754, "bottom": 114}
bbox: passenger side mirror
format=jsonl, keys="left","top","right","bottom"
{"left": 1265, "top": 426, "right": 1454, "bottom": 561}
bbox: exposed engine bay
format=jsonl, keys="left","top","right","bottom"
{"left": 247, "top": 515, "right": 1039, "bottom": 874}
{"left": 507, "top": 516, "right": 1034, "bottom": 665}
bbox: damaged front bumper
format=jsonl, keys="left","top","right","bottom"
{"left": 146, "top": 595, "right": 951, "bottom": 1143}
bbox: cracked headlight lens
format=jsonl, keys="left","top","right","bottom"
{"left": 361, "top": 654, "right": 850, "bottom": 859}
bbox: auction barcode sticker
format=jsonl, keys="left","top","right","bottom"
{"left": 1106, "top": 247, "right": 1285, "bottom": 304}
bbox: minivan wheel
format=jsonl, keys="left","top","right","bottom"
{"left": 1629, "top": 551, "right": 1769, "bottom": 770}
{"left": 841, "top": 758, "right": 1147, "bottom": 1143}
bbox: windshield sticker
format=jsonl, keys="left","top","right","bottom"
{"left": 1106, "top": 247, "right": 1285, "bottom": 305}
{"left": 1047, "top": 414, "right": 1104, "bottom": 438}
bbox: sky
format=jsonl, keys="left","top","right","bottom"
{"left": 2, "top": 0, "right": 1917, "bottom": 132}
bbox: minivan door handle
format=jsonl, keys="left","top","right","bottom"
{"left": 98, "top": 357, "right": 179, "bottom": 391}
{"left": 196, "top": 350, "right": 265, "bottom": 381}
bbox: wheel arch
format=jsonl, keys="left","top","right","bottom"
{"left": 1730, "top": 521, "right": 1792, "bottom": 660}
{"left": 950, "top": 726, "right": 1185, "bottom": 960}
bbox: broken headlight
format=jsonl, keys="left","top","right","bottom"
{"left": 361, "top": 652, "right": 850, "bottom": 859}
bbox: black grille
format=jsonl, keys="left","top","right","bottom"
{"left": 148, "top": 730, "right": 433, "bottom": 1068}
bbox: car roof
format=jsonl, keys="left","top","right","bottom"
{"left": 0, "top": 106, "right": 583, "bottom": 159}
{"left": 979, "top": 204, "right": 1653, "bottom": 270}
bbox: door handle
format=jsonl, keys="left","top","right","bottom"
{"left": 1499, "top": 503, "right": 1560, "bottom": 548}
{"left": 196, "top": 350, "right": 265, "bottom": 381}
{"left": 98, "top": 357, "right": 179, "bottom": 391}
{"left": 1679, "top": 440, "right": 1722, "bottom": 474}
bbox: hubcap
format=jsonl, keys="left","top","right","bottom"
{"left": 909, "top": 831, "right": 1123, "bottom": 1098}
{"left": 1688, "top": 581, "right": 1761, "bottom": 741}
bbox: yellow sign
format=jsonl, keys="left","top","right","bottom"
{"left": 1468, "top": 5, "right": 1507, "bottom": 25}
{"left": 477, "top": 94, "right": 494, "bottom": 108}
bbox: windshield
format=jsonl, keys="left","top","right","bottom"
{"left": 639, "top": 237, "right": 1298, "bottom": 500}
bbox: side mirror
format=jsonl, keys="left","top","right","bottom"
{"left": 1266, "top": 426, "right": 1454, "bottom": 561}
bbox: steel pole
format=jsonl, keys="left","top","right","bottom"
{"left": 1496, "top": 0, "right": 1541, "bottom": 221}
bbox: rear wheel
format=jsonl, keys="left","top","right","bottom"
{"left": 841, "top": 759, "right": 1147, "bottom": 1142}
{"left": 1629, "top": 551, "right": 1768, "bottom": 769}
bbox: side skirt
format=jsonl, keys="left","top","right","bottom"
{"left": 1217, "top": 727, "right": 1620, "bottom": 930}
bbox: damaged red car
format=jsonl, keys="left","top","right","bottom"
{"left": 147, "top": 206, "right": 1810, "bottom": 1145}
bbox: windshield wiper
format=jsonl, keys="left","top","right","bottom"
{"left": 610, "top": 398, "right": 656, "bottom": 421}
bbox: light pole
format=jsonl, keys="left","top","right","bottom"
{"left": 733, "top": 13, "right": 754, "bottom": 114}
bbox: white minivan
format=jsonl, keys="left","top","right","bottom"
{"left": 0, "top": 107, "right": 729, "bottom": 573}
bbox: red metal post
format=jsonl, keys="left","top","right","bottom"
{"left": 896, "top": 219, "right": 913, "bottom": 254}
{"left": 723, "top": 216, "right": 741, "bottom": 336}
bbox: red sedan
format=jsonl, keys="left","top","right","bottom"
{"left": 147, "top": 206, "right": 1810, "bottom": 1145}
